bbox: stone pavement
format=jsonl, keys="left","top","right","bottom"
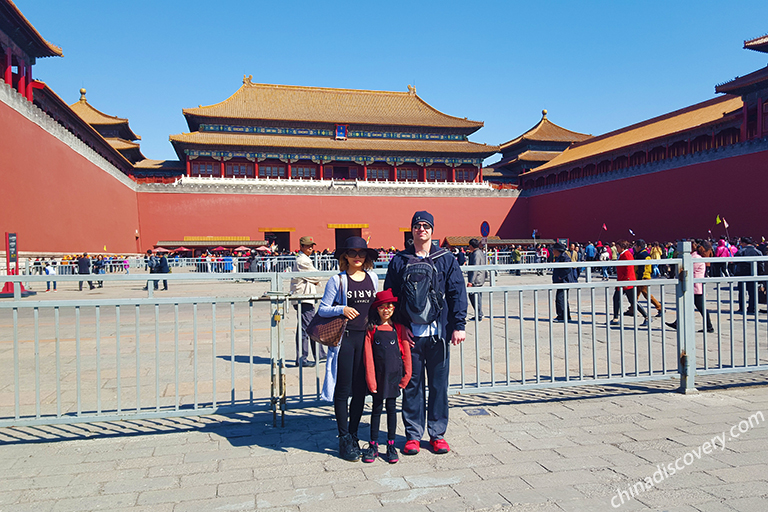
{"left": 2, "top": 373, "right": 768, "bottom": 512}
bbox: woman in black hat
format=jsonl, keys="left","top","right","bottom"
{"left": 318, "top": 236, "right": 379, "bottom": 461}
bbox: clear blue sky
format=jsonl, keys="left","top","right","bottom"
{"left": 17, "top": 0, "right": 768, "bottom": 163}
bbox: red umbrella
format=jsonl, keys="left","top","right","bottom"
{"left": 174, "top": 246, "right": 192, "bottom": 252}
{"left": 234, "top": 245, "right": 251, "bottom": 252}
{"left": 256, "top": 246, "right": 271, "bottom": 253}
{"left": 155, "top": 247, "right": 170, "bottom": 252}
{"left": 212, "top": 246, "right": 227, "bottom": 252}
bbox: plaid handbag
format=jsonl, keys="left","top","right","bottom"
{"left": 307, "top": 314, "right": 348, "bottom": 347}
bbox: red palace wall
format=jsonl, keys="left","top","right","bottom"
{"left": 0, "top": 99, "right": 140, "bottom": 254}
{"left": 523, "top": 149, "right": 768, "bottom": 243}
{"left": 136, "top": 192, "right": 519, "bottom": 251}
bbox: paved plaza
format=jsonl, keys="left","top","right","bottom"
{"left": 2, "top": 270, "right": 768, "bottom": 511}
{"left": 1, "top": 373, "right": 767, "bottom": 511}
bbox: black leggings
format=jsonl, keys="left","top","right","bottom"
{"left": 334, "top": 330, "right": 367, "bottom": 437}
{"left": 370, "top": 396, "right": 397, "bottom": 442}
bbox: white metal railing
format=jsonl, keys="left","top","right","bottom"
{"left": 2, "top": 243, "right": 767, "bottom": 427}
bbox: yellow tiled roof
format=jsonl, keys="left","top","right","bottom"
{"left": 106, "top": 137, "right": 139, "bottom": 150}
{"left": 3, "top": 0, "right": 63, "bottom": 57}
{"left": 182, "top": 79, "right": 484, "bottom": 129}
{"left": 533, "top": 95, "right": 743, "bottom": 173}
{"left": 500, "top": 111, "right": 591, "bottom": 150}
{"left": 134, "top": 159, "right": 185, "bottom": 170}
{"left": 492, "top": 150, "right": 563, "bottom": 168}
{"left": 70, "top": 93, "right": 128, "bottom": 126}
{"left": 170, "top": 131, "right": 498, "bottom": 155}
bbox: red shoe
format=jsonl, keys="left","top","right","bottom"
{"left": 403, "top": 439, "right": 420, "bottom": 455}
{"left": 430, "top": 438, "right": 450, "bottom": 454}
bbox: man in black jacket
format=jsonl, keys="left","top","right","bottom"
{"left": 735, "top": 237, "right": 763, "bottom": 314}
{"left": 77, "top": 253, "right": 94, "bottom": 291}
{"left": 384, "top": 211, "right": 467, "bottom": 456}
{"left": 551, "top": 243, "right": 575, "bottom": 322}
{"left": 157, "top": 253, "right": 170, "bottom": 291}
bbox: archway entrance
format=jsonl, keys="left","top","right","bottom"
{"left": 335, "top": 228, "right": 361, "bottom": 249}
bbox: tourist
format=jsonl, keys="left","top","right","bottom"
{"left": 317, "top": 236, "right": 378, "bottom": 461}
{"left": 290, "top": 236, "right": 326, "bottom": 367}
{"left": 157, "top": 251, "right": 169, "bottom": 291}
{"left": 93, "top": 254, "right": 105, "bottom": 288}
{"left": 361, "top": 289, "right": 412, "bottom": 464}
{"left": 633, "top": 240, "right": 662, "bottom": 318}
{"left": 611, "top": 240, "right": 648, "bottom": 325}
{"left": 466, "top": 238, "right": 487, "bottom": 322}
{"left": 384, "top": 211, "right": 467, "bottom": 456}
{"left": 734, "top": 237, "right": 762, "bottom": 314}
{"left": 599, "top": 244, "right": 611, "bottom": 280}
{"left": 511, "top": 244, "right": 522, "bottom": 275}
{"left": 713, "top": 238, "right": 731, "bottom": 277}
{"left": 143, "top": 249, "right": 159, "bottom": 290}
{"left": 44, "top": 261, "right": 57, "bottom": 292}
{"left": 666, "top": 242, "right": 714, "bottom": 333}
{"left": 551, "top": 242, "right": 576, "bottom": 322}
{"left": 77, "top": 253, "right": 94, "bottom": 291}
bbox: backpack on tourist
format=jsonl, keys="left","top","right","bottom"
{"left": 399, "top": 248, "right": 449, "bottom": 324}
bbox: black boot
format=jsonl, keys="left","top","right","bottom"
{"left": 339, "top": 433, "right": 361, "bottom": 461}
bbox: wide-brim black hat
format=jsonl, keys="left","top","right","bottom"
{"left": 552, "top": 242, "right": 567, "bottom": 253}
{"left": 333, "top": 236, "right": 378, "bottom": 261}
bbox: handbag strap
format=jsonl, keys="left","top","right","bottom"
{"left": 340, "top": 273, "right": 348, "bottom": 307}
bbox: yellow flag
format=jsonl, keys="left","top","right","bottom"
{"left": 715, "top": 215, "right": 721, "bottom": 225}
{"left": 103, "top": 245, "right": 107, "bottom": 251}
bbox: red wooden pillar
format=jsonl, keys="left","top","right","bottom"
{"left": 1, "top": 51, "right": 7, "bottom": 84}
{"left": 17, "top": 58, "right": 25, "bottom": 97}
{"left": 287, "top": 163, "right": 292, "bottom": 179}
{"left": 392, "top": 165, "right": 398, "bottom": 182}
{"left": 362, "top": 164, "right": 367, "bottom": 181}
{"left": 220, "top": 161, "right": 225, "bottom": 178}
{"left": 475, "top": 167, "right": 481, "bottom": 182}
{"left": 25, "top": 63, "right": 33, "bottom": 101}
{"left": 422, "top": 166, "right": 427, "bottom": 182}
{"left": 186, "top": 159, "right": 191, "bottom": 177}
{"left": 3, "top": 52, "right": 11, "bottom": 85}
{"left": 450, "top": 167, "right": 456, "bottom": 182}
{"left": 255, "top": 162, "right": 260, "bottom": 178}
{"left": 758, "top": 98, "right": 764, "bottom": 139}
{"left": 741, "top": 103, "right": 748, "bottom": 141}
{"left": 319, "top": 164, "right": 324, "bottom": 180}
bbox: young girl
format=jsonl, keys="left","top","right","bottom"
{"left": 361, "top": 289, "right": 412, "bottom": 463}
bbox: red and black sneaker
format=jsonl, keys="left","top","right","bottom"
{"left": 429, "top": 438, "right": 450, "bottom": 454}
{"left": 402, "top": 439, "right": 420, "bottom": 455}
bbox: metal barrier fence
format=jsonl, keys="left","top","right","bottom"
{"left": 15, "top": 251, "right": 540, "bottom": 277}
{"left": 2, "top": 242, "right": 767, "bottom": 428}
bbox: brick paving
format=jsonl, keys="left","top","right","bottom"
{"left": 2, "top": 373, "right": 768, "bottom": 511}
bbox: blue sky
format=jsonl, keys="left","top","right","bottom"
{"left": 18, "top": 0, "right": 768, "bottom": 163}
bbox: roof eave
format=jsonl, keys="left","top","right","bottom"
{"left": 1, "top": 1, "right": 63, "bottom": 58}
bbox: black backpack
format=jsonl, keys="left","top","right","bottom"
{"left": 399, "top": 248, "right": 449, "bottom": 325}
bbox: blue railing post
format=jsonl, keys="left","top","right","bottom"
{"left": 677, "top": 241, "right": 697, "bottom": 393}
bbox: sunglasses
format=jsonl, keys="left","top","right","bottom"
{"left": 346, "top": 249, "right": 368, "bottom": 258}
{"left": 413, "top": 223, "right": 432, "bottom": 231}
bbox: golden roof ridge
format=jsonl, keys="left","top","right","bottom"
{"left": 182, "top": 79, "right": 484, "bottom": 128}
{"left": 500, "top": 110, "right": 590, "bottom": 149}
{"left": 70, "top": 89, "right": 129, "bottom": 125}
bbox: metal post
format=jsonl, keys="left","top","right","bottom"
{"left": 678, "top": 241, "right": 697, "bottom": 393}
